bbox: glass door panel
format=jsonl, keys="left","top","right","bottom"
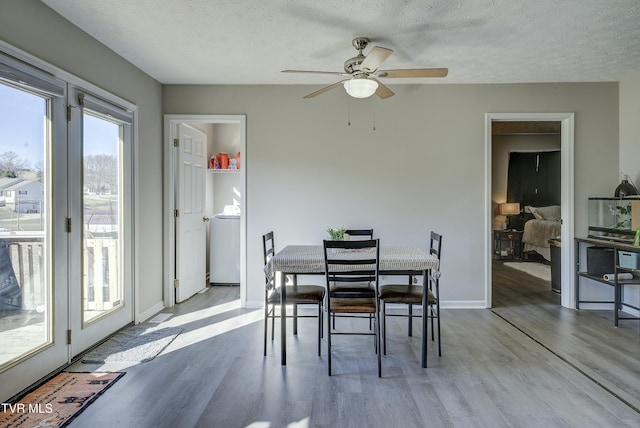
{"left": 0, "top": 84, "right": 51, "bottom": 368}
{"left": 82, "top": 112, "right": 123, "bottom": 324}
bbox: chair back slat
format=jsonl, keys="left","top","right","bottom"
{"left": 344, "top": 229, "right": 374, "bottom": 240}
{"left": 430, "top": 231, "right": 442, "bottom": 260}
{"left": 323, "top": 239, "right": 380, "bottom": 285}
{"left": 262, "top": 231, "right": 276, "bottom": 290}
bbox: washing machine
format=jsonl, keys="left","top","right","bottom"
{"left": 210, "top": 213, "right": 240, "bottom": 285}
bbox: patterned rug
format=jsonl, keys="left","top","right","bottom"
{"left": 503, "top": 262, "right": 551, "bottom": 281}
{"left": 0, "top": 372, "right": 124, "bottom": 427}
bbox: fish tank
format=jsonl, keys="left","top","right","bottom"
{"left": 588, "top": 197, "right": 640, "bottom": 243}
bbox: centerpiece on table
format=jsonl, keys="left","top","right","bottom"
{"left": 327, "top": 227, "right": 350, "bottom": 241}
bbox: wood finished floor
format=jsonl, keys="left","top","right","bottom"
{"left": 65, "top": 271, "right": 640, "bottom": 428}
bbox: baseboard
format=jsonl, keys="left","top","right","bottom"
{"left": 622, "top": 306, "right": 640, "bottom": 317}
{"left": 578, "top": 303, "right": 614, "bottom": 311}
{"left": 440, "top": 300, "right": 487, "bottom": 309}
{"left": 137, "top": 301, "right": 165, "bottom": 324}
{"left": 385, "top": 300, "right": 486, "bottom": 309}
{"left": 245, "top": 299, "right": 263, "bottom": 309}
{"left": 579, "top": 302, "right": 640, "bottom": 317}
{"left": 246, "top": 300, "right": 488, "bottom": 310}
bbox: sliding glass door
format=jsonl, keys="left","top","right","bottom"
{"left": 68, "top": 88, "right": 134, "bottom": 356}
{"left": 0, "top": 52, "right": 134, "bottom": 401}
{"left": 0, "top": 55, "right": 69, "bottom": 400}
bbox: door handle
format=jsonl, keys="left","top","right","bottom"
{"left": 203, "top": 217, "right": 210, "bottom": 223}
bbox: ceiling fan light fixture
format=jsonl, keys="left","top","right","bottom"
{"left": 343, "top": 79, "right": 378, "bottom": 98}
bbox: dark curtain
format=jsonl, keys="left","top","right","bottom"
{"left": 536, "top": 151, "right": 561, "bottom": 206}
{"left": 506, "top": 151, "right": 560, "bottom": 207}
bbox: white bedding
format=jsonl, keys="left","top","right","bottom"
{"left": 522, "top": 219, "right": 561, "bottom": 261}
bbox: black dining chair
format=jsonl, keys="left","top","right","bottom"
{"left": 324, "top": 238, "right": 382, "bottom": 377}
{"left": 379, "top": 231, "right": 443, "bottom": 358}
{"left": 331, "top": 229, "right": 375, "bottom": 329}
{"left": 263, "top": 231, "right": 326, "bottom": 357}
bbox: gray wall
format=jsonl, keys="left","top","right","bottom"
{"left": 619, "top": 72, "right": 640, "bottom": 306}
{"left": 0, "top": 0, "right": 164, "bottom": 316}
{"left": 163, "top": 83, "right": 619, "bottom": 307}
{"left": 2, "top": 0, "right": 627, "bottom": 312}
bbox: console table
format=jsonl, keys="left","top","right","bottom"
{"left": 574, "top": 237, "right": 640, "bottom": 326}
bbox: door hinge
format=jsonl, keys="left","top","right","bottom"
{"left": 67, "top": 105, "right": 71, "bottom": 122}
{"left": 174, "top": 279, "right": 179, "bottom": 288}
{"left": 174, "top": 138, "right": 179, "bottom": 147}
{"left": 67, "top": 329, "right": 72, "bottom": 345}
{"left": 174, "top": 209, "right": 179, "bottom": 218}
{"left": 66, "top": 217, "right": 71, "bottom": 233}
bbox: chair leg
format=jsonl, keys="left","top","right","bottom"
{"left": 430, "top": 306, "right": 435, "bottom": 341}
{"left": 436, "top": 301, "right": 442, "bottom": 357}
{"left": 263, "top": 303, "right": 269, "bottom": 356}
{"left": 327, "top": 309, "right": 332, "bottom": 376}
{"left": 271, "top": 304, "right": 275, "bottom": 341}
{"left": 422, "top": 296, "right": 428, "bottom": 369}
{"left": 373, "top": 311, "right": 378, "bottom": 354}
{"left": 382, "top": 301, "right": 387, "bottom": 355}
{"left": 376, "top": 310, "right": 382, "bottom": 378}
{"left": 408, "top": 303, "right": 413, "bottom": 337}
{"left": 293, "top": 303, "right": 298, "bottom": 335}
{"left": 317, "top": 303, "right": 322, "bottom": 356}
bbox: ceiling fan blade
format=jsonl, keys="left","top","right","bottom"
{"left": 360, "top": 46, "right": 393, "bottom": 72}
{"left": 378, "top": 68, "right": 448, "bottom": 78}
{"left": 303, "top": 80, "right": 348, "bottom": 99}
{"left": 371, "top": 79, "right": 394, "bottom": 99}
{"left": 282, "top": 69, "right": 346, "bottom": 76}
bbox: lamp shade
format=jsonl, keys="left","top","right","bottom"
{"left": 499, "top": 202, "right": 521, "bottom": 215}
{"left": 343, "top": 79, "right": 378, "bottom": 98}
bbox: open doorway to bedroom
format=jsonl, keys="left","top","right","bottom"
{"left": 485, "top": 113, "right": 575, "bottom": 310}
{"left": 491, "top": 121, "right": 561, "bottom": 307}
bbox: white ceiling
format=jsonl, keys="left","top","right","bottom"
{"left": 41, "top": 0, "right": 640, "bottom": 85}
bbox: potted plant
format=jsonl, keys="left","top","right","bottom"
{"left": 327, "top": 227, "right": 347, "bottom": 241}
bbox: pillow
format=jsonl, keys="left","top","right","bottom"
{"left": 530, "top": 205, "right": 561, "bottom": 221}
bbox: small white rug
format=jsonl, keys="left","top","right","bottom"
{"left": 503, "top": 262, "right": 551, "bottom": 281}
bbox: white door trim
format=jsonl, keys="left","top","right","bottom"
{"left": 485, "top": 113, "right": 575, "bottom": 309}
{"left": 163, "top": 115, "right": 247, "bottom": 308}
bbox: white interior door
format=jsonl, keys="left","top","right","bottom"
{"left": 175, "top": 123, "right": 207, "bottom": 302}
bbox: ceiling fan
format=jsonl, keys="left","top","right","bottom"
{"left": 282, "top": 37, "right": 448, "bottom": 100}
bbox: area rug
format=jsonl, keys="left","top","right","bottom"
{"left": 82, "top": 324, "right": 181, "bottom": 363}
{"left": 503, "top": 262, "right": 551, "bottom": 281}
{"left": 0, "top": 371, "right": 124, "bottom": 428}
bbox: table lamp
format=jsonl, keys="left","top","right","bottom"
{"left": 499, "top": 202, "right": 521, "bottom": 230}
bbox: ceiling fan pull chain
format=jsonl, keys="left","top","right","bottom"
{"left": 372, "top": 106, "right": 376, "bottom": 131}
{"left": 347, "top": 97, "right": 351, "bottom": 126}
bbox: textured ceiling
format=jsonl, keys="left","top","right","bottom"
{"left": 40, "top": 0, "right": 640, "bottom": 85}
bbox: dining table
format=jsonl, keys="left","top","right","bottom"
{"left": 270, "top": 244, "right": 440, "bottom": 367}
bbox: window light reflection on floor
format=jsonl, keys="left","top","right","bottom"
{"left": 247, "top": 416, "right": 310, "bottom": 428}
{"left": 161, "top": 298, "right": 262, "bottom": 355}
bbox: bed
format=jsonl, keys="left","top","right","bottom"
{"left": 521, "top": 205, "right": 561, "bottom": 261}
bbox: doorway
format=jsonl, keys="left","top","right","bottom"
{"left": 485, "top": 113, "right": 575, "bottom": 309}
{"left": 163, "top": 115, "right": 247, "bottom": 308}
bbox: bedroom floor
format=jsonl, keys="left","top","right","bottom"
{"left": 492, "top": 260, "right": 640, "bottom": 414}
